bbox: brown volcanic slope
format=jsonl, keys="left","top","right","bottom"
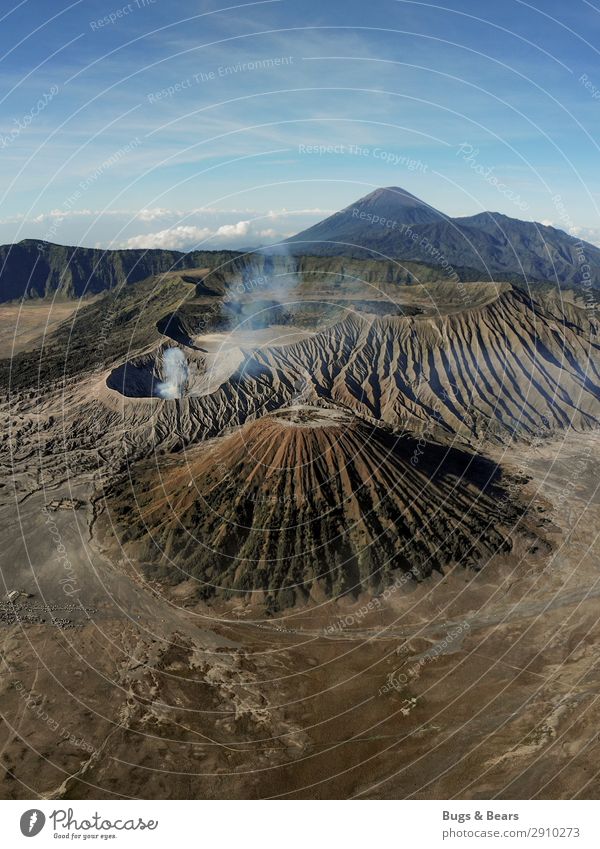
{"left": 106, "top": 406, "right": 523, "bottom": 607}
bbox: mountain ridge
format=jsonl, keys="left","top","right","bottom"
{"left": 0, "top": 239, "right": 241, "bottom": 301}
{"left": 285, "top": 186, "right": 600, "bottom": 288}
{"left": 2, "top": 185, "right": 599, "bottom": 301}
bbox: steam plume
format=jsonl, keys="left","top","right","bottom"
{"left": 156, "top": 347, "right": 188, "bottom": 399}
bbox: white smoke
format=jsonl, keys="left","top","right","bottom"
{"left": 156, "top": 347, "right": 188, "bottom": 399}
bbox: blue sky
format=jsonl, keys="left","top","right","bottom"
{"left": 1, "top": 0, "right": 599, "bottom": 249}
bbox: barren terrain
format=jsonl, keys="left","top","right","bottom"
{"left": 1, "top": 266, "right": 599, "bottom": 799}
{"left": 0, "top": 300, "right": 89, "bottom": 358}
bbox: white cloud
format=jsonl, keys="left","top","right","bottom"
{"left": 214, "top": 219, "right": 251, "bottom": 239}
{"left": 123, "top": 225, "right": 213, "bottom": 250}
{"left": 0, "top": 205, "right": 332, "bottom": 250}
{"left": 120, "top": 218, "right": 292, "bottom": 251}
{"left": 135, "top": 207, "right": 176, "bottom": 222}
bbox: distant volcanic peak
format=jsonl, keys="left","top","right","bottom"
{"left": 283, "top": 187, "right": 600, "bottom": 284}
{"left": 346, "top": 186, "right": 446, "bottom": 220}
{"left": 284, "top": 185, "right": 447, "bottom": 253}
